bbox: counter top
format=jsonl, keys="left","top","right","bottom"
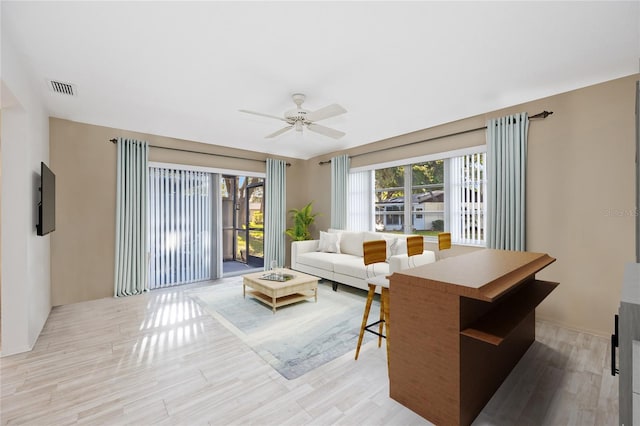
{"left": 392, "top": 249, "right": 556, "bottom": 302}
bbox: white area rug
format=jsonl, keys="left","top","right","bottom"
{"left": 188, "top": 277, "right": 379, "bottom": 380}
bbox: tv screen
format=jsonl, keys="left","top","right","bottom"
{"left": 37, "top": 161, "right": 56, "bottom": 236}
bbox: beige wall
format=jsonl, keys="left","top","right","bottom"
{"left": 519, "top": 75, "right": 636, "bottom": 336}
{"left": 51, "top": 74, "right": 637, "bottom": 336}
{"left": 283, "top": 158, "right": 312, "bottom": 263}
{"left": 299, "top": 74, "right": 638, "bottom": 336}
{"left": 50, "top": 119, "right": 299, "bottom": 305}
{"left": 50, "top": 120, "right": 116, "bottom": 305}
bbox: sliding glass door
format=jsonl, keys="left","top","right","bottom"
{"left": 149, "top": 168, "right": 265, "bottom": 285}
{"left": 245, "top": 181, "right": 264, "bottom": 268}
{"left": 221, "top": 175, "right": 237, "bottom": 263}
{"left": 221, "top": 175, "right": 265, "bottom": 273}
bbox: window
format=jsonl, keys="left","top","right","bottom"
{"left": 411, "top": 160, "right": 445, "bottom": 236}
{"left": 375, "top": 166, "right": 405, "bottom": 232}
{"left": 357, "top": 149, "right": 486, "bottom": 246}
{"left": 222, "top": 175, "right": 265, "bottom": 268}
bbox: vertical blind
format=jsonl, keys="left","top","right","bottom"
{"left": 449, "top": 153, "right": 486, "bottom": 245}
{"left": 148, "top": 167, "right": 212, "bottom": 289}
{"left": 347, "top": 170, "right": 374, "bottom": 232}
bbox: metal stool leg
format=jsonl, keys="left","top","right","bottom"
{"left": 378, "top": 292, "right": 385, "bottom": 348}
{"left": 381, "top": 287, "right": 391, "bottom": 372}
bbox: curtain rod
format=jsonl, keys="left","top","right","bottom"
{"left": 108, "top": 139, "right": 291, "bottom": 166}
{"left": 318, "top": 110, "right": 553, "bottom": 165}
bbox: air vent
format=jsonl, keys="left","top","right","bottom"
{"left": 47, "top": 79, "right": 76, "bottom": 96}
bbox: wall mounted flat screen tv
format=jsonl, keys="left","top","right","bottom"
{"left": 37, "top": 161, "right": 56, "bottom": 236}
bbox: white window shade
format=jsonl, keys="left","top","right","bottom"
{"left": 348, "top": 170, "right": 374, "bottom": 232}
{"left": 449, "top": 153, "right": 486, "bottom": 245}
{"left": 149, "top": 168, "right": 212, "bottom": 289}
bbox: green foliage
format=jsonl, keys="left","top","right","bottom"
{"left": 375, "top": 160, "right": 445, "bottom": 203}
{"left": 252, "top": 211, "right": 263, "bottom": 225}
{"left": 375, "top": 167, "right": 405, "bottom": 202}
{"left": 412, "top": 161, "right": 444, "bottom": 186}
{"left": 236, "top": 230, "right": 264, "bottom": 258}
{"left": 285, "top": 202, "right": 318, "bottom": 241}
{"left": 431, "top": 219, "right": 444, "bottom": 232}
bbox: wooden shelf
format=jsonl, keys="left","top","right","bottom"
{"left": 248, "top": 290, "right": 316, "bottom": 310}
{"left": 460, "top": 279, "right": 559, "bottom": 346}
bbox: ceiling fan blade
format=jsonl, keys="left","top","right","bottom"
{"left": 265, "top": 125, "right": 294, "bottom": 138}
{"left": 239, "top": 109, "right": 287, "bottom": 122}
{"left": 306, "top": 123, "right": 345, "bottom": 139}
{"left": 305, "top": 104, "right": 347, "bottom": 122}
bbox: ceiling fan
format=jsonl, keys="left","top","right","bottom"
{"left": 239, "top": 93, "right": 347, "bottom": 139}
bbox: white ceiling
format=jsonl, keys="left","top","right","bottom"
{"left": 2, "top": 1, "right": 639, "bottom": 160}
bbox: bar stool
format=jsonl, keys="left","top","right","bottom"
{"left": 355, "top": 240, "right": 390, "bottom": 368}
{"left": 437, "top": 232, "right": 451, "bottom": 260}
{"left": 406, "top": 235, "right": 424, "bottom": 267}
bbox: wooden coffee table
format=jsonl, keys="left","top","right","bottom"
{"left": 242, "top": 268, "right": 319, "bottom": 313}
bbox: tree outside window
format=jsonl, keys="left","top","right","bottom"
{"left": 375, "top": 166, "right": 404, "bottom": 232}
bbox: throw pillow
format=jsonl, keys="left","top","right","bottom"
{"left": 339, "top": 232, "right": 365, "bottom": 256}
{"left": 317, "top": 231, "right": 341, "bottom": 253}
{"left": 382, "top": 236, "right": 397, "bottom": 261}
{"left": 391, "top": 238, "right": 407, "bottom": 256}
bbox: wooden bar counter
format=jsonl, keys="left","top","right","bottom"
{"left": 388, "top": 249, "right": 557, "bottom": 426}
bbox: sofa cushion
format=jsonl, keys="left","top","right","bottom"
{"left": 339, "top": 232, "right": 365, "bottom": 256}
{"left": 297, "top": 252, "right": 360, "bottom": 272}
{"left": 388, "top": 251, "right": 436, "bottom": 273}
{"left": 334, "top": 256, "right": 390, "bottom": 279}
{"left": 364, "top": 231, "right": 384, "bottom": 242}
{"left": 317, "top": 231, "right": 340, "bottom": 253}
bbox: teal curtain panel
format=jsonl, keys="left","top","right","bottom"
{"left": 264, "top": 158, "right": 286, "bottom": 269}
{"left": 114, "top": 138, "right": 149, "bottom": 297}
{"left": 486, "top": 113, "right": 529, "bottom": 251}
{"left": 331, "top": 155, "right": 350, "bottom": 230}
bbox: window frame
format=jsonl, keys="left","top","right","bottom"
{"left": 352, "top": 145, "right": 487, "bottom": 247}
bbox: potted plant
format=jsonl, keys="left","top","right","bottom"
{"left": 285, "top": 201, "right": 318, "bottom": 241}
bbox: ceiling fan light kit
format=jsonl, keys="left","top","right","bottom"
{"left": 240, "top": 93, "right": 347, "bottom": 139}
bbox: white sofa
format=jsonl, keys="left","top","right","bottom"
{"left": 290, "top": 229, "right": 436, "bottom": 293}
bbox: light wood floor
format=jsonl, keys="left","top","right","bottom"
{"left": 0, "top": 281, "right": 618, "bottom": 425}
